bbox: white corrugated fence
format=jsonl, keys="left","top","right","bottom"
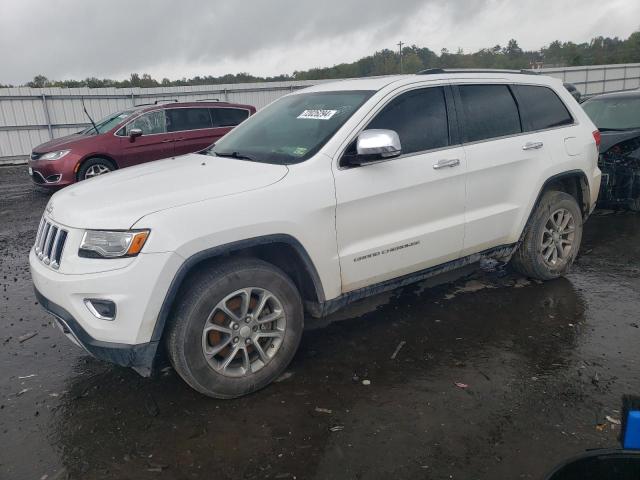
{"left": 1, "top": 63, "right": 639, "bottom": 163}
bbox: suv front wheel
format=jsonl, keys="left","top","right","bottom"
{"left": 166, "top": 259, "right": 304, "bottom": 398}
{"left": 511, "top": 190, "right": 583, "bottom": 280}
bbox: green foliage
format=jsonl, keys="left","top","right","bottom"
{"left": 19, "top": 32, "right": 640, "bottom": 89}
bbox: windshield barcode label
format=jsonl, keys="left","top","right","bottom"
{"left": 297, "top": 109, "right": 337, "bottom": 120}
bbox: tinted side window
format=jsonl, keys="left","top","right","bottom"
{"left": 125, "top": 110, "right": 166, "bottom": 135}
{"left": 458, "top": 85, "right": 521, "bottom": 142}
{"left": 512, "top": 85, "right": 574, "bottom": 131}
{"left": 166, "top": 108, "right": 213, "bottom": 132}
{"left": 211, "top": 108, "right": 250, "bottom": 127}
{"left": 366, "top": 87, "right": 449, "bottom": 154}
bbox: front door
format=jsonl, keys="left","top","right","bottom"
{"left": 333, "top": 86, "right": 467, "bottom": 293}
{"left": 118, "top": 110, "right": 174, "bottom": 166}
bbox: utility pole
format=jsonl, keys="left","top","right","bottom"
{"left": 397, "top": 41, "right": 404, "bottom": 73}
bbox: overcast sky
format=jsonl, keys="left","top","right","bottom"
{"left": 1, "top": 0, "right": 638, "bottom": 85}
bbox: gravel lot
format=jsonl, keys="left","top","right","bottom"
{"left": 1, "top": 165, "right": 639, "bottom": 480}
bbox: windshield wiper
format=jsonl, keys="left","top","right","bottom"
{"left": 214, "top": 151, "right": 256, "bottom": 162}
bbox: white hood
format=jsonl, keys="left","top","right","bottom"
{"left": 47, "top": 153, "right": 289, "bottom": 229}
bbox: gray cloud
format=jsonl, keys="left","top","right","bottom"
{"left": 0, "top": 0, "right": 638, "bottom": 84}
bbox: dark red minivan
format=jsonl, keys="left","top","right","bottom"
{"left": 28, "top": 101, "right": 256, "bottom": 188}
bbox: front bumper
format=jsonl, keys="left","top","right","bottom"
{"left": 35, "top": 288, "right": 157, "bottom": 376}
{"left": 28, "top": 155, "right": 81, "bottom": 188}
{"left": 30, "top": 245, "right": 183, "bottom": 376}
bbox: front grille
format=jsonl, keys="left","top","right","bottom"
{"left": 34, "top": 216, "right": 68, "bottom": 269}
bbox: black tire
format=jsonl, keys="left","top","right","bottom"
{"left": 166, "top": 258, "right": 304, "bottom": 399}
{"left": 511, "top": 190, "right": 583, "bottom": 280}
{"left": 77, "top": 157, "right": 116, "bottom": 181}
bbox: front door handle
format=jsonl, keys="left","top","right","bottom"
{"left": 522, "top": 141, "right": 544, "bottom": 150}
{"left": 161, "top": 139, "right": 173, "bottom": 143}
{"left": 433, "top": 158, "right": 460, "bottom": 170}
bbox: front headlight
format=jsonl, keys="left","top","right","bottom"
{"left": 79, "top": 230, "right": 150, "bottom": 258}
{"left": 40, "top": 149, "right": 71, "bottom": 161}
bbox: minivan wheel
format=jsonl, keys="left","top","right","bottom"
{"left": 77, "top": 158, "right": 115, "bottom": 181}
{"left": 511, "top": 190, "right": 583, "bottom": 280}
{"left": 166, "top": 259, "right": 304, "bottom": 399}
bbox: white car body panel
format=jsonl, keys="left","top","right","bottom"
{"left": 48, "top": 154, "right": 289, "bottom": 229}
{"left": 333, "top": 145, "right": 467, "bottom": 292}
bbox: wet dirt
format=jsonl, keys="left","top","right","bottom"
{"left": 1, "top": 165, "right": 639, "bottom": 479}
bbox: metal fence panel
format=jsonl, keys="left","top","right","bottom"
{"left": 1, "top": 64, "right": 639, "bottom": 161}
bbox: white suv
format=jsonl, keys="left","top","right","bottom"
{"left": 30, "top": 70, "right": 601, "bottom": 398}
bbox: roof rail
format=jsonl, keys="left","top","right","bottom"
{"left": 417, "top": 68, "right": 540, "bottom": 76}
{"left": 133, "top": 99, "right": 179, "bottom": 107}
{"left": 195, "top": 98, "right": 227, "bottom": 102}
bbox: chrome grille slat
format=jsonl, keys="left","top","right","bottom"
{"left": 51, "top": 230, "right": 67, "bottom": 269}
{"left": 38, "top": 223, "right": 51, "bottom": 257}
{"left": 34, "top": 217, "right": 46, "bottom": 253}
{"left": 34, "top": 216, "right": 68, "bottom": 270}
{"left": 43, "top": 226, "right": 58, "bottom": 264}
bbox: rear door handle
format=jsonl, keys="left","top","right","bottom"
{"left": 522, "top": 141, "right": 544, "bottom": 150}
{"left": 433, "top": 158, "right": 460, "bottom": 170}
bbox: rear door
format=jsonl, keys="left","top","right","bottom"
{"left": 453, "top": 83, "right": 552, "bottom": 255}
{"left": 166, "top": 107, "right": 215, "bottom": 156}
{"left": 117, "top": 110, "right": 174, "bottom": 166}
{"left": 511, "top": 84, "right": 577, "bottom": 161}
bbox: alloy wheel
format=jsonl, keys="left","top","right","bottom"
{"left": 201, "top": 287, "right": 286, "bottom": 377}
{"left": 540, "top": 208, "right": 576, "bottom": 266}
{"left": 84, "top": 164, "right": 111, "bottom": 179}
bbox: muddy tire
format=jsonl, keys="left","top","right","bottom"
{"left": 77, "top": 157, "right": 115, "bottom": 181}
{"left": 511, "top": 190, "right": 583, "bottom": 280}
{"left": 166, "top": 258, "right": 303, "bottom": 399}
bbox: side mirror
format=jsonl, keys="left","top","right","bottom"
{"left": 343, "top": 129, "right": 402, "bottom": 167}
{"left": 129, "top": 128, "right": 143, "bottom": 141}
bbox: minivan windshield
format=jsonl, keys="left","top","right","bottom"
{"left": 582, "top": 96, "right": 640, "bottom": 130}
{"left": 207, "top": 90, "right": 374, "bottom": 164}
{"left": 80, "top": 109, "right": 136, "bottom": 134}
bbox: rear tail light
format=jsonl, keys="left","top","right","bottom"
{"left": 593, "top": 130, "right": 601, "bottom": 148}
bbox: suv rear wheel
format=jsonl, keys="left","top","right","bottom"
{"left": 77, "top": 157, "right": 115, "bottom": 181}
{"left": 511, "top": 190, "right": 583, "bottom": 280}
{"left": 166, "top": 259, "right": 304, "bottom": 398}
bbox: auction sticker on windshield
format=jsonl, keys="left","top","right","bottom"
{"left": 297, "top": 109, "right": 338, "bottom": 120}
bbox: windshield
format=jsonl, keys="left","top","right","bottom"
{"left": 582, "top": 97, "right": 640, "bottom": 130}
{"left": 207, "top": 90, "right": 374, "bottom": 164}
{"left": 81, "top": 109, "right": 136, "bottom": 134}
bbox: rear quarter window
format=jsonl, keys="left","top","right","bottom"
{"left": 457, "top": 84, "right": 522, "bottom": 143}
{"left": 512, "top": 85, "right": 574, "bottom": 131}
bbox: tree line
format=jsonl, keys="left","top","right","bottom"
{"left": 5, "top": 32, "right": 640, "bottom": 89}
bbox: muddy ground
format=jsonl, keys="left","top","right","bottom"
{"left": 1, "top": 165, "right": 639, "bottom": 480}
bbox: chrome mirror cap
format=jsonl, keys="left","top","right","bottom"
{"left": 356, "top": 129, "right": 401, "bottom": 158}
